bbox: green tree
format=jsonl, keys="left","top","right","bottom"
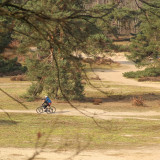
{"left": 0, "top": 15, "right": 12, "bottom": 53}
{"left": 6, "top": 0, "right": 117, "bottom": 100}
{"left": 128, "top": 0, "right": 160, "bottom": 67}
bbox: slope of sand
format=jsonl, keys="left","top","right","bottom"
{"left": 95, "top": 53, "right": 160, "bottom": 89}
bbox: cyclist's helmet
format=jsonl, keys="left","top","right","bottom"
{"left": 45, "top": 96, "right": 48, "bottom": 98}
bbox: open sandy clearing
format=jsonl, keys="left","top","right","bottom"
{"left": 95, "top": 53, "right": 160, "bottom": 89}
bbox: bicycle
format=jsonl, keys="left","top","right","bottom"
{"left": 36, "top": 105, "right": 56, "bottom": 114}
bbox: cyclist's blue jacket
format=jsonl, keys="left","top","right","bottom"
{"left": 45, "top": 97, "right": 52, "bottom": 104}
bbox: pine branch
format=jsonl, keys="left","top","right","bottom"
{"left": 138, "top": 0, "right": 160, "bottom": 8}
{"left": 0, "top": 88, "right": 28, "bottom": 109}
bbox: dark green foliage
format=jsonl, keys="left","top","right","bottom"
{"left": 123, "top": 1, "right": 160, "bottom": 80}
{"left": 0, "top": 32, "right": 12, "bottom": 53}
{"left": 0, "top": 57, "right": 27, "bottom": 75}
{"left": 27, "top": 83, "right": 43, "bottom": 97}
{"left": 127, "top": 0, "right": 160, "bottom": 67}
{"left": 26, "top": 58, "right": 84, "bottom": 100}
{"left": 0, "top": 16, "right": 12, "bottom": 53}
{"left": 112, "top": 44, "right": 130, "bottom": 52}
{"left": 128, "top": 32, "right": 160, "bottom": 66}
{"left": 123, "top": 67, "right": 160, "bottom": 79}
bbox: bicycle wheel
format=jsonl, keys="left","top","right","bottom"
{"left": 36, "top": 107, "right": 44, "bottom": 114}
{"left": 47, "top": 106, "right": 56, "bottom": 114}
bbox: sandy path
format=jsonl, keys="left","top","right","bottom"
{"left": 1, "top": 108, "right": 160, "bottom": 121}
{"left": 95, "top": 53, "right": 160, "bottom": 89}
{"left": 1, "top": 146, "right": 160, "bottom": 160}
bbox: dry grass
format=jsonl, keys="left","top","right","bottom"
{"left": 0, "top": 77, "right": 160, "bottom": 112}
{"left": 0, "top": 77, "right": 160, "bottom": 151}
{"left": 1, "top": 113, "right": 160, "bottom": 150}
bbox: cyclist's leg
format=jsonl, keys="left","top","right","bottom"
{"left": 43, "top": 103, "right": 48, "bottom": 111}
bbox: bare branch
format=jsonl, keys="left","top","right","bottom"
{"left": 138, "top": 0, "right": 160, "bottom": 8}
{"left": 0, "top": 88, "right": 28, "bottom": 109}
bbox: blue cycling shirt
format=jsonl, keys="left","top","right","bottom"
{"left": 45, "top": 97, "right": 52, "bottom": 103}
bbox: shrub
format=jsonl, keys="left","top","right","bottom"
{"left": 93, "top": 101, "right": 100, "bottom": 105}
{"left": 10, "top": 75, "right": 27, "bottom": 81}
{"left": 21, "top": 94, "right": 37, "bottom": 102}
{"left": 112, "top": 44, "right": 130, "bottom": 52}
{"left": 123, "top": 67, "right": 160, "bottom": 79}
{"left": 93, "top": 99, "right": 102, "bottom": 105}
{"left": 131, "top": 96, "right": 144, "bottom": 106}
{"left": 138, "top": 76, "right": 160, "bottom": 82}
{"left": 0, "top": 57, "right": 27, "bottom": 75}
{"left": 27, "top": 83, "right": 43, "bottom": 97}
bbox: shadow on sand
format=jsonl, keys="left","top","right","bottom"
{"left": 54, "top": 111, "right": 70, "bottom": 114}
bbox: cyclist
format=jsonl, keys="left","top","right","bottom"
{"left": 42, "top": 96, "right": 52, "bottom": 112}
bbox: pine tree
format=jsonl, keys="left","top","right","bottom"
{"left": 128, "top": 0, "right": 160, "bottom": 67}
{"left": 0, "top": 15, "right": 12, "bottom": 53}
{"left": 9, "top": 0, "right": 115, "bottom": 100}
